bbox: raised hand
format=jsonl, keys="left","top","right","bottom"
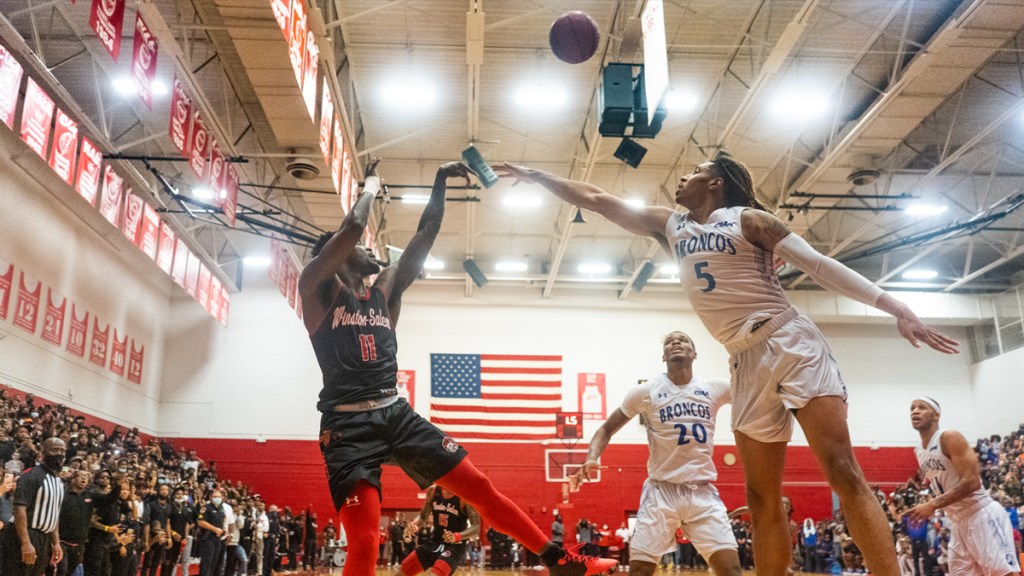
{"left": 438, "top": 162, "right": 474, "bottom": 188}
{"left": 491, "top": 163, "right": 538, "bottom": 186}
{"left": 895, "top": 315, "right": 960, "bottom": 354}
{"left": 364, "top": 157, "right": 381, "bottom": 179}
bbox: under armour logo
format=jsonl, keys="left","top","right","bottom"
{"left": 343, "top": 495, "right": 360, "bottom": 507}
{"left": 657, "top": 393, "right": 668, "bottom": 399}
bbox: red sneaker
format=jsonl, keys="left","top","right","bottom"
{"left": 548, "top": 545, "right": 618, "bottom": 576}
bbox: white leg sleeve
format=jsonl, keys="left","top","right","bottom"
{"left": 774, "top": 233, "right": 885, "bottom": 307}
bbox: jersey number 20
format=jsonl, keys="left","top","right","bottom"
{"left": 674, "top": 423, "right": 708, "bottom": 445}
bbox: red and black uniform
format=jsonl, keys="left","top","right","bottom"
{"left": 312, "top": 285, "right": 467, "bottom": 510}
{"left": 408, "top": 491, "right": 469, "bottom": 576}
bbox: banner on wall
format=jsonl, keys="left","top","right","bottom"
{"left": 218, "top": 287, "right": 230, "bottom": 326}
{"left": 577, "top": 372, "right": 607, "bottom": 420}
{"left": 122, "top": 191, "right": 144, "bottom": 244}
{"left": 169, "top": 77, "right": 192, "bottom": 155}
{"left": 286, "top": 264, "right": 297, "bottom": 309}
{"left": 270, "top": 0, "right": 290, "bottom": 36}
{"left": 397, "top": 369, "right": 415, "bottom": 409}
{"left": 41, "top": 288, "right": 67, "bottom": 347}
{"left": 301, "top": 29, "right": 318, "bottom": 120}
{"left": 48, "top": 109, "right": 78, "bottom": 184}
{"left": 208, "top": 276, "right": 222, "bottom": 318}
{"left": 318, "top": 79, "right": 333, "bottom": 166}
{"left": 287, "top": 0, "right": 306, "bottom": 86}
{"left": 89, "top": 318, "right": 109, "bottom": 367}
{"left": 131, "top": 12, "right": 158, "bottom": 108}
{"left": 184, "top": 251, "right": 200, "bottom": 297}
{"left": 13, "top": 272, "right": 41, "bottom": 335}
{"left": 98, "top": 166, "right": 124, "bottom": 226}
{"left": 331, "top": 118, "right": 344, "bottom": 195}
{"left": 20, "top": 78, "right": 55, "bottom": 159}
{"left": 157, "top": 222, "right": 176, "bottom": 274}
{"left": 171, "top": 238, "right": 189, "bottom": 288}
{"left": 221, "top": 163, "right": 238, "bottom": 226}
{"left": 75, "top": 136, "right": 103, "bottom": 205}
{"left": 0, "top": 45, "right": 24, "bottom": 129}
{"left": 127, "top": 340, "right": 144, "bottom": 384}
{"left": 188, "top": 111, "right": 209, "bottom": 178}
{"left": 0, "top": 258, "right": 13, "bottom": 320}
{"left": 208, "top": 144, "right": 225, "bottom": 199}
{"left": 268, "top": 239, "right": 282, "bottom": 284}
{"left": 197, "top": 265, "right": 211, "bottom": 309}
{"left": 340, "top": 151, "right": 352, "bottom": 210}
{"left": 66, "top": 304, "right": 88, "bottom": 357}
{"left": 89, "top": 0, "right": 126, "bottom": 61}
{"left": 109, "top": 330, "right": 127, "bottom": 376}
{"left": 139, "top": 203, "right": 160, "bottom": 259}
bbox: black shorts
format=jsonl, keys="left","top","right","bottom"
{"left": 414, "top": 543, "right": 468, "bottom": 574}
{"left": 319, "top": 399, "right": 468, "bottom": 509}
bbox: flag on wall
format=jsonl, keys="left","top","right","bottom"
{"left": 429, "top": 353, "right": 562, "bottom": 440}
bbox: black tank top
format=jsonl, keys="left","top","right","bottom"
{"left": 431, "top": 489, "right": 468, "bottom": 544}
{"left": 310, "top": 284, "right": 398, "bottom": 410}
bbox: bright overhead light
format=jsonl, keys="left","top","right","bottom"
{"left": 902, "top": 269, "right": 938, "bottom": 280}
{"left": 380, "top": 79, "right": 438, "bottom": 109}
{"left": 624, "top": 198, "right": 645, "bottom": 209}
{"left": 243, "top": 255, "right": 271, "bottom": 267}
{"left": 495, "top": 261, "right": 528, "bottom": 273}
{"left": 578, "top": 263, "right": 612, "bottom": 275}
{"left": 401, "top": 195, "right": 430, "bottom": 205}
{"left": 503, "top": 195, "right": 542, "bottom": 208}
{"left": 514, "top": 85, "right": 567, "bottom": 108}
{"left": 771, "top": 89, "right": 829, "bottom": 120}
{"left": 151, "top": 79, "right": 169, "bottom": 95}
{"left": 422, "top": 259, "right": 445, "bottom": 271}
{"left": 659, "top": 264, "right": 679, "bottom": 276}
{"left": 904, "top": 203, "right": 948, "bottom": 216}
{"left": 663, "top": 89, "right": 698, "bottom": 112}
{"left": 112, "top": 76, "right": 137, "bottom": 96}
{"left": 192, "top": 186, "right": 214, "bottom": 199}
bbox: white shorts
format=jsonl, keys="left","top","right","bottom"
{"left": 630, "top": 479, "right": 736, "bottom": 564}
{"left": 730, "top": 315, "right": 848, "bottom": 443}
{"left": 948, "top": 500, "right": 1021, "bottom": 576}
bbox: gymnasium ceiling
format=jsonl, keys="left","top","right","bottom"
{"left": 3, "top": 0, "right": 1024, "bottom": 298}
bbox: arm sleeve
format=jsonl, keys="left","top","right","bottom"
{"left": 774, "top": 233, "right": 885, "bottom": 307}
{"left": 363, "top": 175, "right": 380, "bottom": 196}
{"left": 619, "top": 384, "right": 650, "bottom": 419}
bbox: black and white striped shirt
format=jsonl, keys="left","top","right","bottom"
{"left": 13, "top": 465, "right": 65, "bottom": 533}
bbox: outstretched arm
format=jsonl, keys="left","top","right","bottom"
{"left": 742, "top": 209, "right": 959, "bottom": 354}
{"left": 903, "top": 431, "right": 979, "bottom": 521}
{"left": 570, "top": 409, "right": 632, "bottom": 490}
{"left": 298, "top": 159, "right": 381, "bottom": 333}
{"left": 494, "top": 163, "right": 675, "bottom": 253}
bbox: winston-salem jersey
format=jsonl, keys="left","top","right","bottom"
{"left": 666, "top": 206, "right": 790, "bottom": 347}
{"left": 310, "top": 285, "right": 398, "bottom": 410}
{"left": 620, "top": 374, "right": 730, "bottom": 484}
{"left": 915, "top": 429, "right": 992, "bottom": 520}
{"left": 430, "top": 489, "right": 468, "bottom": 545}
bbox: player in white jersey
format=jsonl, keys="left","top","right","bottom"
{"left": 495, "top": 155, "right": 959, "bottom": 576}
{"left": 908, "top": 397, "right": 1020, "bottom": 576}
{"left": 571, "top": 331, "right": 741, "bottom": 576}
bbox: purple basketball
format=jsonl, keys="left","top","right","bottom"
{"left": 549, "top": 11, "right": 600, "bottom": 64}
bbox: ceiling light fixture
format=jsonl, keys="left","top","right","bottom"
{"left": 771, "top": 89, "right": 829, "bottom": 120}
{"left": 659, "top": 264, "right": 679, "bottom": 276}
{"left": 495, "top": 261, "right": 528, "bottom": 273}
{"left": 663, "top": 89, "right": 698, "bottom": 112}
{"left": 578, "top": 263, "right": 612, "bottom": 275}
{"left": 503, "top": 195, "right": 542, "bottom": 208}
{"left": 902, "top": 269, "right": 938, "bottom": 280}
{"left": 112, "top": 76, "right": 137, "bottom": 96}
{"left": 904, "top": 203, "right": 948, "bottom": 216}
{"left": 381, "top": 79, "right": 438, "bottom": 109}
{"left": 514, "top": 85, "right": 568, "bottom": 108}
{"left": 400, "top": 195, "right": 430, "bottom": 205}
{"left": 422, "top": 259, "right": 444, "bottom": 271}
{"left": 151, "top": 79, "right": 169, "bottom": 96}
{"left": 192, "top": 186, "right": 214, "bottom": 199}
{"left": 243, "top": 255, "right": 272, "bottom": 267}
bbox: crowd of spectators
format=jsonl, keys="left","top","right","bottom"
{"left": 0, "top": 388, "right": 330, "bottom": 576}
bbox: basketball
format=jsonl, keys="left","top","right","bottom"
{"left": 549, "top": 11, "right": 600, "bottom": 64}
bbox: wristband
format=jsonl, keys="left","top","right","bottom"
{"left": 453, "top": 533, "right": 462, "bottom": 543}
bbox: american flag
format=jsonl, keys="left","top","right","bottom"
{"left": 430, "top": 353, "right": 562, "bottom": 440}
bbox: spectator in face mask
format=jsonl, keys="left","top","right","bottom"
{"left": 195, "top": 490, "right": 226, "bottom": 576}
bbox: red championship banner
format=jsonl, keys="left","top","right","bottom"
{"left": 99, "top": 166, "right": 124, "bottom": 226}
{"left": 218, "top": 287, "right": 230, "bottom": 326}
{"left": 349, "top": 173, "right": 359, "bottom": 212}
{"left": 127, "top": 340, "right": 144, "bottom": 384}
{"left": 0, "top": 258, "right": 13, "bottom": 320}
{"left": 20, "top": 78, "right": 55, "bottom": 159}
{"left": 168, "top": 77, "right": 192, "bottom": 155}
{"left": 330, "top": 117, "right": 344, "bottom": 195}
{"left": 208, "top": 276, "right": 222, "bottom": 318}
{"left": 277, "top": 257, "right": 290, "bottom": 298}
{"left": 577, "top": 373, "right": 607, "bottom": 420}
{"left": 271, "top": 0, "right": 290, "bottom": 36}
{"left": 287, "top": 0, "right": 306, "bottom": 86}
{"left": 188, "top": 111, "right": 209, "bottom": 178}
{"left": 48, "top": 109, "right": 78, "bottom": 184}
{"left": 75, "top": 136, "right": 102, "bottom": 205}
{"left": 41, "top": 288, "right": 67, "bottom": 347}
{"left": 171, "top": 238, "right": 189, "bottom": 288}
{"left": 13, "top": 272, "right": 41, "bottom": 334}
{"left": 0, "top": 45, "right": 24, "bottom": 129}
{"left": 286, "top": 263, "right": 297, "bottom": 309}
{"left": 318, "top": 79, "right": 333, "bottom": 165}
{"left": 157, "top": 221, "right": 176, "bottom": 274}
{"left": 109, "top": 329, "right": 127, "bottom": 376}
{"left": 268, "top": 239, "right": 282, "bottom": 284}
{"left": 295, "top": 292, "right": 302, "bottom": 320}
{"left": 66, "top": 304, "right": 88, "bottom": 357}
{"left": 208, "top": 143, "right": 225, "bottom": 198}
{"left": 340, "top": 151, "right": 352, "bottom": 210}
{"left": 89, "top": 0, "right": 126, "bottom": 61}
{"left": 301, "top": 29, "right": 318, "bottom": 120}
{"left": 184, "top": 251, "right": 200, "bottom": 297}
{"left": 222, "top": 163, "right": 238, "bottom": 226}
{"left": 131, "top": 12, "right": 158, "bottom": 108}
{"left": 197, "top": 264, "right": 211, "bottom": 309}
{"left": 122, "top": 191, "right": 144, "bottom": 244}
{"left": 396, "top": 369, "right": 415, "bottom": 409}
{"left": 139, "top": 203, "right": 160, "bottom": 259}
{"left": 89, "top": 318, "right": 109, "bottom": 367}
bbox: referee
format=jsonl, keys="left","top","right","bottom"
{"left": 1, "top": 437, "right": 67, "bottom": 576}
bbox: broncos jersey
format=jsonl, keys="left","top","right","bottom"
{"left": 915, "top": 429, "right": 992, "bottom": 520}
{"left": 665, "top": 206, "right": 790, "bottom": 348}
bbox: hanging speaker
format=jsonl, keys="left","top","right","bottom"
{"left": 631, "top": 261, "right": 657, "bottom": 292}
{"left": 614, "top": 138, "right": 647, "bottom": 169}
{"left": 463, "top": 259, "right": 488, "bottom": 287}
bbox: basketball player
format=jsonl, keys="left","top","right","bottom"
{"left": 400, "top": 485, "right": 479, "bottom": 576}
{"left": 298, "top": 159, "right": 617, "bottom": 576}
{"left": 907, "top": 397, "right": 1021, "bottom": 576}
{"left": 572, "top": 331, "right": 741, "bottom": 576}
{"left": 494, "top": 155, "right": 959, "bottom": 576}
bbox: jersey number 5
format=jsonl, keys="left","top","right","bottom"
{"left": 694, "top": 262, "right": 716, "bottom": 292}
{"left": 358, "top": 334, "right": 377, "bottom": 361}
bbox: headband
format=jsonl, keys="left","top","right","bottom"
{"left": 914, "top": 396, "right": 941, "bottom": 415}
